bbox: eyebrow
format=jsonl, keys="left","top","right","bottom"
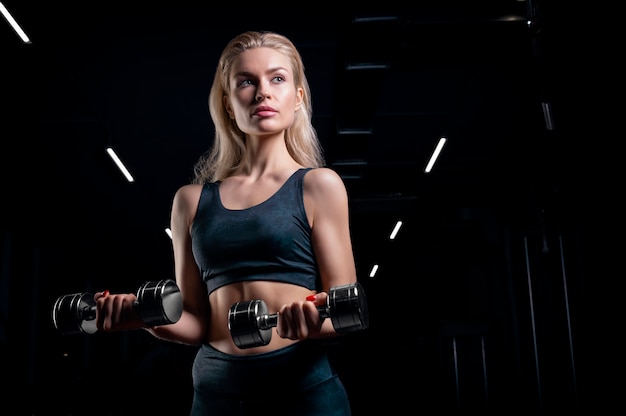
{"left": 233, "top": 66, "right": 290, "bottom": 78}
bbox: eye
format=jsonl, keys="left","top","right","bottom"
{"left": 237, "top": 79, "right": 253, "bottom": 87}
{"left": 272, "top": 75, "right": 285, "bottom": 83}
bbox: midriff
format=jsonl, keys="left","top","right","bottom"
{"left": 207, "top": 280, "right": 316, "bottom": 355}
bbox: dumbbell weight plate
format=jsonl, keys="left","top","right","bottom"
{"left": 229, "top": 299, "right": 272, "bottom": 348}
{"left": 328, "top": 282, "right": 369, "bottom": 333}
{"left": 52, "top": 292, "right": 98, "bottom": 335}
{"left": 135, "top": 279, "right": 183, "bottom": 327}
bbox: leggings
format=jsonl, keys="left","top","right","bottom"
{"left": 190, "top": 341, "right": 351, "bottom": 416}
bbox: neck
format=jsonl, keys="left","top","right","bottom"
{"left": 238, "top": 132, "right": 298, "bottom": 177}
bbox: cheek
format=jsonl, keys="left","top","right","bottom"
{"left": 232, "top": 90, "right": 253, "bottom": 108}
{"left": 281, "top": 91, "right": 299, "bottom": 110}
{"left": 229, "top": 98, "right": 250, "bottom": 120}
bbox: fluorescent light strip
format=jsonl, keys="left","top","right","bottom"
{"left": 369, "top": 264, "right": 379, "bottom": 278}
{"left": 106, "top": 147, "right": 135, "bottom": 182}
{"left": 0, "top": 2, "right": 31, "bottom": 44}
{"left": 390, "top": 221, "right": 402, "bottom": 240}
{"left": 424, "top": 136, "right": 447, "bottom": 173}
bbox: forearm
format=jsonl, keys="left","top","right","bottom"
{"left": 144, "top": 312, "right": 207, "bottom": 346}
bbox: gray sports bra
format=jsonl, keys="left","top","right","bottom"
{"left": 190, "top": 168, "right": 320, "bottom": 295}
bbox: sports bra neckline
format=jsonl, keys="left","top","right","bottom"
{"left": 214, "top": 168, "right": 309, "bottom": 212}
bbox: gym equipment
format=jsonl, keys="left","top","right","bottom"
{"left": 228, "top": 282, "right": 369, "bottom": 349}
{"left": 52, "top": 279, "right": 183, "bottom": 335}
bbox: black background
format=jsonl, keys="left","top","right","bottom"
{"left": 0, "top": 2, "right": 617, "bottom": 415}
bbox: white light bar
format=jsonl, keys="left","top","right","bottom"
{"left": 106, "top": 147, "right": 135, "bottom": 182}
{"left": 369, "top": 264, "right": 379, "bottom": 278}
{"left": 424, "top": 137, "right": 447, "bottom": 173}
{"left": 389, "top": 221, "right": 402, "bottom": 240}
{"left": 0, "top": 2, "right": 31, "bottom": 44}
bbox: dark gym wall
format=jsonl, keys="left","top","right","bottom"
{"left": 0, "top": 3, "right": 615, "bottom": 415}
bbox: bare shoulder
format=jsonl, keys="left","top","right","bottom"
{"left": 303, "top": 167, "right": 347, "bottom": 195}
{"left": 172, "top": 183, "right": 203, "bottom": 213}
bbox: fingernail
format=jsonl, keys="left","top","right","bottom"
{"left": 306, "top": 295, "right": 316, "bottom": 301}
{"left": 102, "top": 290, "right": 110, "bottom": 297}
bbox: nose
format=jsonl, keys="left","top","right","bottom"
{"left": 255, "top": 88, "right": 268, "bottom": 102}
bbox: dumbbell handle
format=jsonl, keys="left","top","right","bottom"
{"left": 255, "top": 304, "right": 333, "bottom": 330}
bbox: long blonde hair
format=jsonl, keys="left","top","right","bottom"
{"left": 193, "top": 31, "right": 324, "bottom": 184}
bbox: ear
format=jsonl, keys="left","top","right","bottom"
{"left": 223, "top": 95, "right": 234, "bottom": 119}
{"left": 294, "top": 87, "right": 304, "bottom": 111}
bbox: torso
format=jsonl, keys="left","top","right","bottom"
{"left": 192, "top": 166, "right": 317, "bottom": 355}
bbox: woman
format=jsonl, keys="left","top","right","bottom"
{"left": 94, "top": 31, "right": 359, "bottom": 415}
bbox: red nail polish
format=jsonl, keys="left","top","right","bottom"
{"left": 306, "top": 295, "right": 316, "bottom": 301}
{"left": 102, "top": 290, "right": 110, "bottom": 297}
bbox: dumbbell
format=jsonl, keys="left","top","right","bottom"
{"left": 52, "top": 279, "right": 183, "bottom": 335}
{"left": 228, "top": 282, "right": 369, "bottom": 349}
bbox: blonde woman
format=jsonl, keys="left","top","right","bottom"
{"left": 95, "top": 31, "right": 359, "bottom": 415}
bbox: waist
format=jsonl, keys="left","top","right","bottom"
{"left": 193, "top": 340, "right": 336, "bottom": 395}
{"left": 206, "top": 281, "right": 316, "bottom": 354}
{"left": 203, "top": 270, "right": 318, "bottom": 296}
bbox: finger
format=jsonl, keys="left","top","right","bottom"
{"left": 109, "top": 296, "right": 124, "bottom": 331}
{"left": 112, "top": 295, "right": 137, "bottom": 331}
{"left": 278, "top": 303, "right": 307, "bottom": 340}
{"left": 292, "top": 301, "right": 311, "bottom": 340}
{"left": 93, "top": 289, "right": 109, "bottom": 302}
{"left": 276, "top": 306, "right": 287, "bottom": 338}
{"left": 94, "top": 292, "right": 141, "bottom": 332}
{"left": 302, "top": 301, "right": 323, "bottom": 332}
{"left": 307, "top": 292, "right": 328, "bottom": 308}
{"left": 101, "top": 295, "right": 116, "bottom": 331}
{"left": 95, "top": 293, "right": 108, "bottom": 330}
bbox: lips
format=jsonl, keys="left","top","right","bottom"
{"left": 253, "top": 106, "right": 277, "bottom": 117}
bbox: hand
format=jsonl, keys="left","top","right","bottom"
{"left": 275, "top": 292, "right": 329, "bottom": 341}
{"left": 93, "top": 290, "right": 143, "bottom": 332}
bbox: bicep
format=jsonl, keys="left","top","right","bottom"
{"left": 171, "top": 186, "right": 209, "bottom": 316}
{"left": 307, "top": 169, "right": 358, "bottom": 292}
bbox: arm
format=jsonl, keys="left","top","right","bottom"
{"left": 146, "top": 184, "right": 210, "bottom": 345}
{"left": 94, "top": 184, "right": 209, "bottom": 345}
{"left": 276, "top": 167, "right": 358, "bottom": 340}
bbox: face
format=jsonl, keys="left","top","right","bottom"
{"left": 225, "top": 47, "right": 303, "bottom": 137}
